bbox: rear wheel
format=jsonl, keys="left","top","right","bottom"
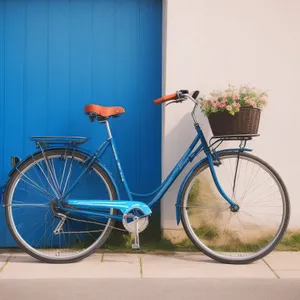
{"left": 180, "top": 152, "right": 290, "bottom": 264}
{"left": 4, "top": 149, "right": 117, "bottom": 263}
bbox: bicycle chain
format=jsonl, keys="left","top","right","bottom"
{"left": 57, "top": 214, "right": 127, "bottom": 234}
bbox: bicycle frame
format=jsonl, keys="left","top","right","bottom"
{"left": 61, "top": 116, "right": 239, "bottom": 219}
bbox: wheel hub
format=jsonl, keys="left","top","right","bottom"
{"left": 50, "top": 200, "right": 62, "bottom": 217}
{"left": 230, "top": 204, "right": 240, "bottom": 212}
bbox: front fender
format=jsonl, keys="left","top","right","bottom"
{"left": 175, "top": 147, "right": 252, "bottom": 224}
{"left": 2, "top": 146, "right": 120, "bottom": 204}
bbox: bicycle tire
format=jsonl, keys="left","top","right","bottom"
{"left": 4, "top": 148, "right": 118, "bottom": 264}
{"left": 180, "top": 151, "right": 290, "bottom": 264}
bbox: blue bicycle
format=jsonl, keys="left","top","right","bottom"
{"left": 3, "top": 90, "right": 290, "bottom": 264}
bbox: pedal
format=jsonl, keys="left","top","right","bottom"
{"left": 132, "top": 244, "right": 140, "bottom": 250}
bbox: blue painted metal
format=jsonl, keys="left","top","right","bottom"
{"left": 31, "top": 121, "right": 251, "bottom": 226}
{"left": 56, "top": 122, "right": 249, "bottom": 223}
{"left": 110, "top": 136, "right": 133, "bottom": 200}
{"left": 206, "top": 153, "right": 236, "bottom": 207}
{"left": 5, "top": 116, "right": 251, "bottom": 232}
{"left": 0, "top": 0, "right": 163, "bottom": 246}
{"left": 61, "top": 208, "right": 124, "bottom": 223}
{"left": 66, "top": 199, "right": 152, "bottom": 216}
{"left": 146, "top": 134, "right": 201, "bottom": 208}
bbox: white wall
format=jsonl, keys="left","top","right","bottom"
{"left": 161, "top": 0, "right": 300, "bottom": 233}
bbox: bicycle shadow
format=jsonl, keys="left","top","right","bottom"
{"left": 1, "top": 252, "right": 220, "bottom": 265}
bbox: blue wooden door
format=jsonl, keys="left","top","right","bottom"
{"left": 0, "top": 0, "right": 162, "bottom": 246}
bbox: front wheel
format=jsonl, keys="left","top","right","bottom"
{"left": 4, "top": 149, "right": 117, "bottom": 263}
{"left": 180, "top": 151, "right": 290, "bottom": 264}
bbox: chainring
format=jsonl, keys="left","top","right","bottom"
{"left": 122, "top": 213, "right": 149, "bottom": 233}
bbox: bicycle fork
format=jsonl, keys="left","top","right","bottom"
{"left": 208, "top": 151, "right": 240, "bottom": 212}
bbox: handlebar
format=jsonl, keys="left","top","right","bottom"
{"left": 154, "top": 90, "right": 200, "bottom": 124}
{"left": 153, "top": 93, "right": 178, "bottom": 105}
{"left": 153, "top": 90, "right": 199, "bottom": 105}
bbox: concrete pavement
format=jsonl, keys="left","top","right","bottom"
{"left": 1, "top": 251, "right": 300, "bottom": 279}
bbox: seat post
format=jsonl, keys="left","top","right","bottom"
{"left": 104, "top": 120, "right": 112, "bottom": 139}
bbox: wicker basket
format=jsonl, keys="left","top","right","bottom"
{"left": 208, "top": 107, "right": 261, "bottom": 136}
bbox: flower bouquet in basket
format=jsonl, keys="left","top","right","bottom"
{"left": 200, "top": 84, "right": 268, "bottom": 136}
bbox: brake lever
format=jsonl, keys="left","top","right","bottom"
{"left": 165, "top": 99, "right": 185, "bottom": 106}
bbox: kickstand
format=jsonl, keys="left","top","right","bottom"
{"left": 53, "top": 213, "right": 67, "bottom": 235}
{"left": 132, "top": 216, "right": 140, "bottom": 250}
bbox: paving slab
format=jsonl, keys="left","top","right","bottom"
{"left": 0, "top": 253, "right": 11, "bottom": 271}
{"left": 0, "top": 253, "right": 141, "bottom": 279}
{"left": 263, "top": 252, "right": 300, "bottom": 279}
{"left": 141, "top": 253, "right": 276, "bottom": 278}
{"left": 275, "top": 271, "right": 300, "bottom": 279}
{"left": 264, "top": 252, "right": 300, "bottom": 271}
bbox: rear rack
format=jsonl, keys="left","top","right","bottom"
{"left": 30, "top": 136, "right": 89, "bottom": 148}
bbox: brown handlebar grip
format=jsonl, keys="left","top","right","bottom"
{"left": 154, "top": 93, "right": 177, "bottom": 105}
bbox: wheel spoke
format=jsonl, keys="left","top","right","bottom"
{"left": 59, "top": 150, "right": 68, "bottom": 190}
{"left": 62, "top": 150, "right": 75, "bottom": 196}
{"left": 9, "top": 203, "right": 49, "bottom": 207}
{"left": 33, "top": 159, "right": 59, "bottom": 198}
{"left": 17, "top": 170, "right": 54, "bottom": 200}
{"left": 181, "top": 152, "right": 289, "bottom": 263}
{"left": 40, "top": 150, "right": 61, "bottom": 198}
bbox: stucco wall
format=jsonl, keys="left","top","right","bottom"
{"left": 161, "top": 0, "right": 300, "bottom": 238}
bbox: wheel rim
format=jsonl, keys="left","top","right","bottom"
{"left": 182, "top": 153, "right": 288, "bottom": 262}
{"left": 6, "top": 151, "right": 114, "bottom": 261}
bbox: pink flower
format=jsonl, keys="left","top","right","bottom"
{"left": 222, "top": 97, "right": 227, "bottom": 102}
{"left": 233, "top": 94, "right": 240, "bottom": 100}
{"left": 233, "top": 103, "right": 241, "bottom": 108}
{"left": 203, "top": 102, "right": 210, "bottom": 108}
{"left": 220, "top": 102, "right": 226, "bottom": 108}
{"left": 249, "top": 100, "right": 257, "bottom": 108}
{"left": 259, "top": 96, "right": 268, "bottom": 104}
{"left": 226, "top": 105, "right": 232, "bottom": 111}
{"left": 213, "top": 102, "right": 219, "bottom": 109}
